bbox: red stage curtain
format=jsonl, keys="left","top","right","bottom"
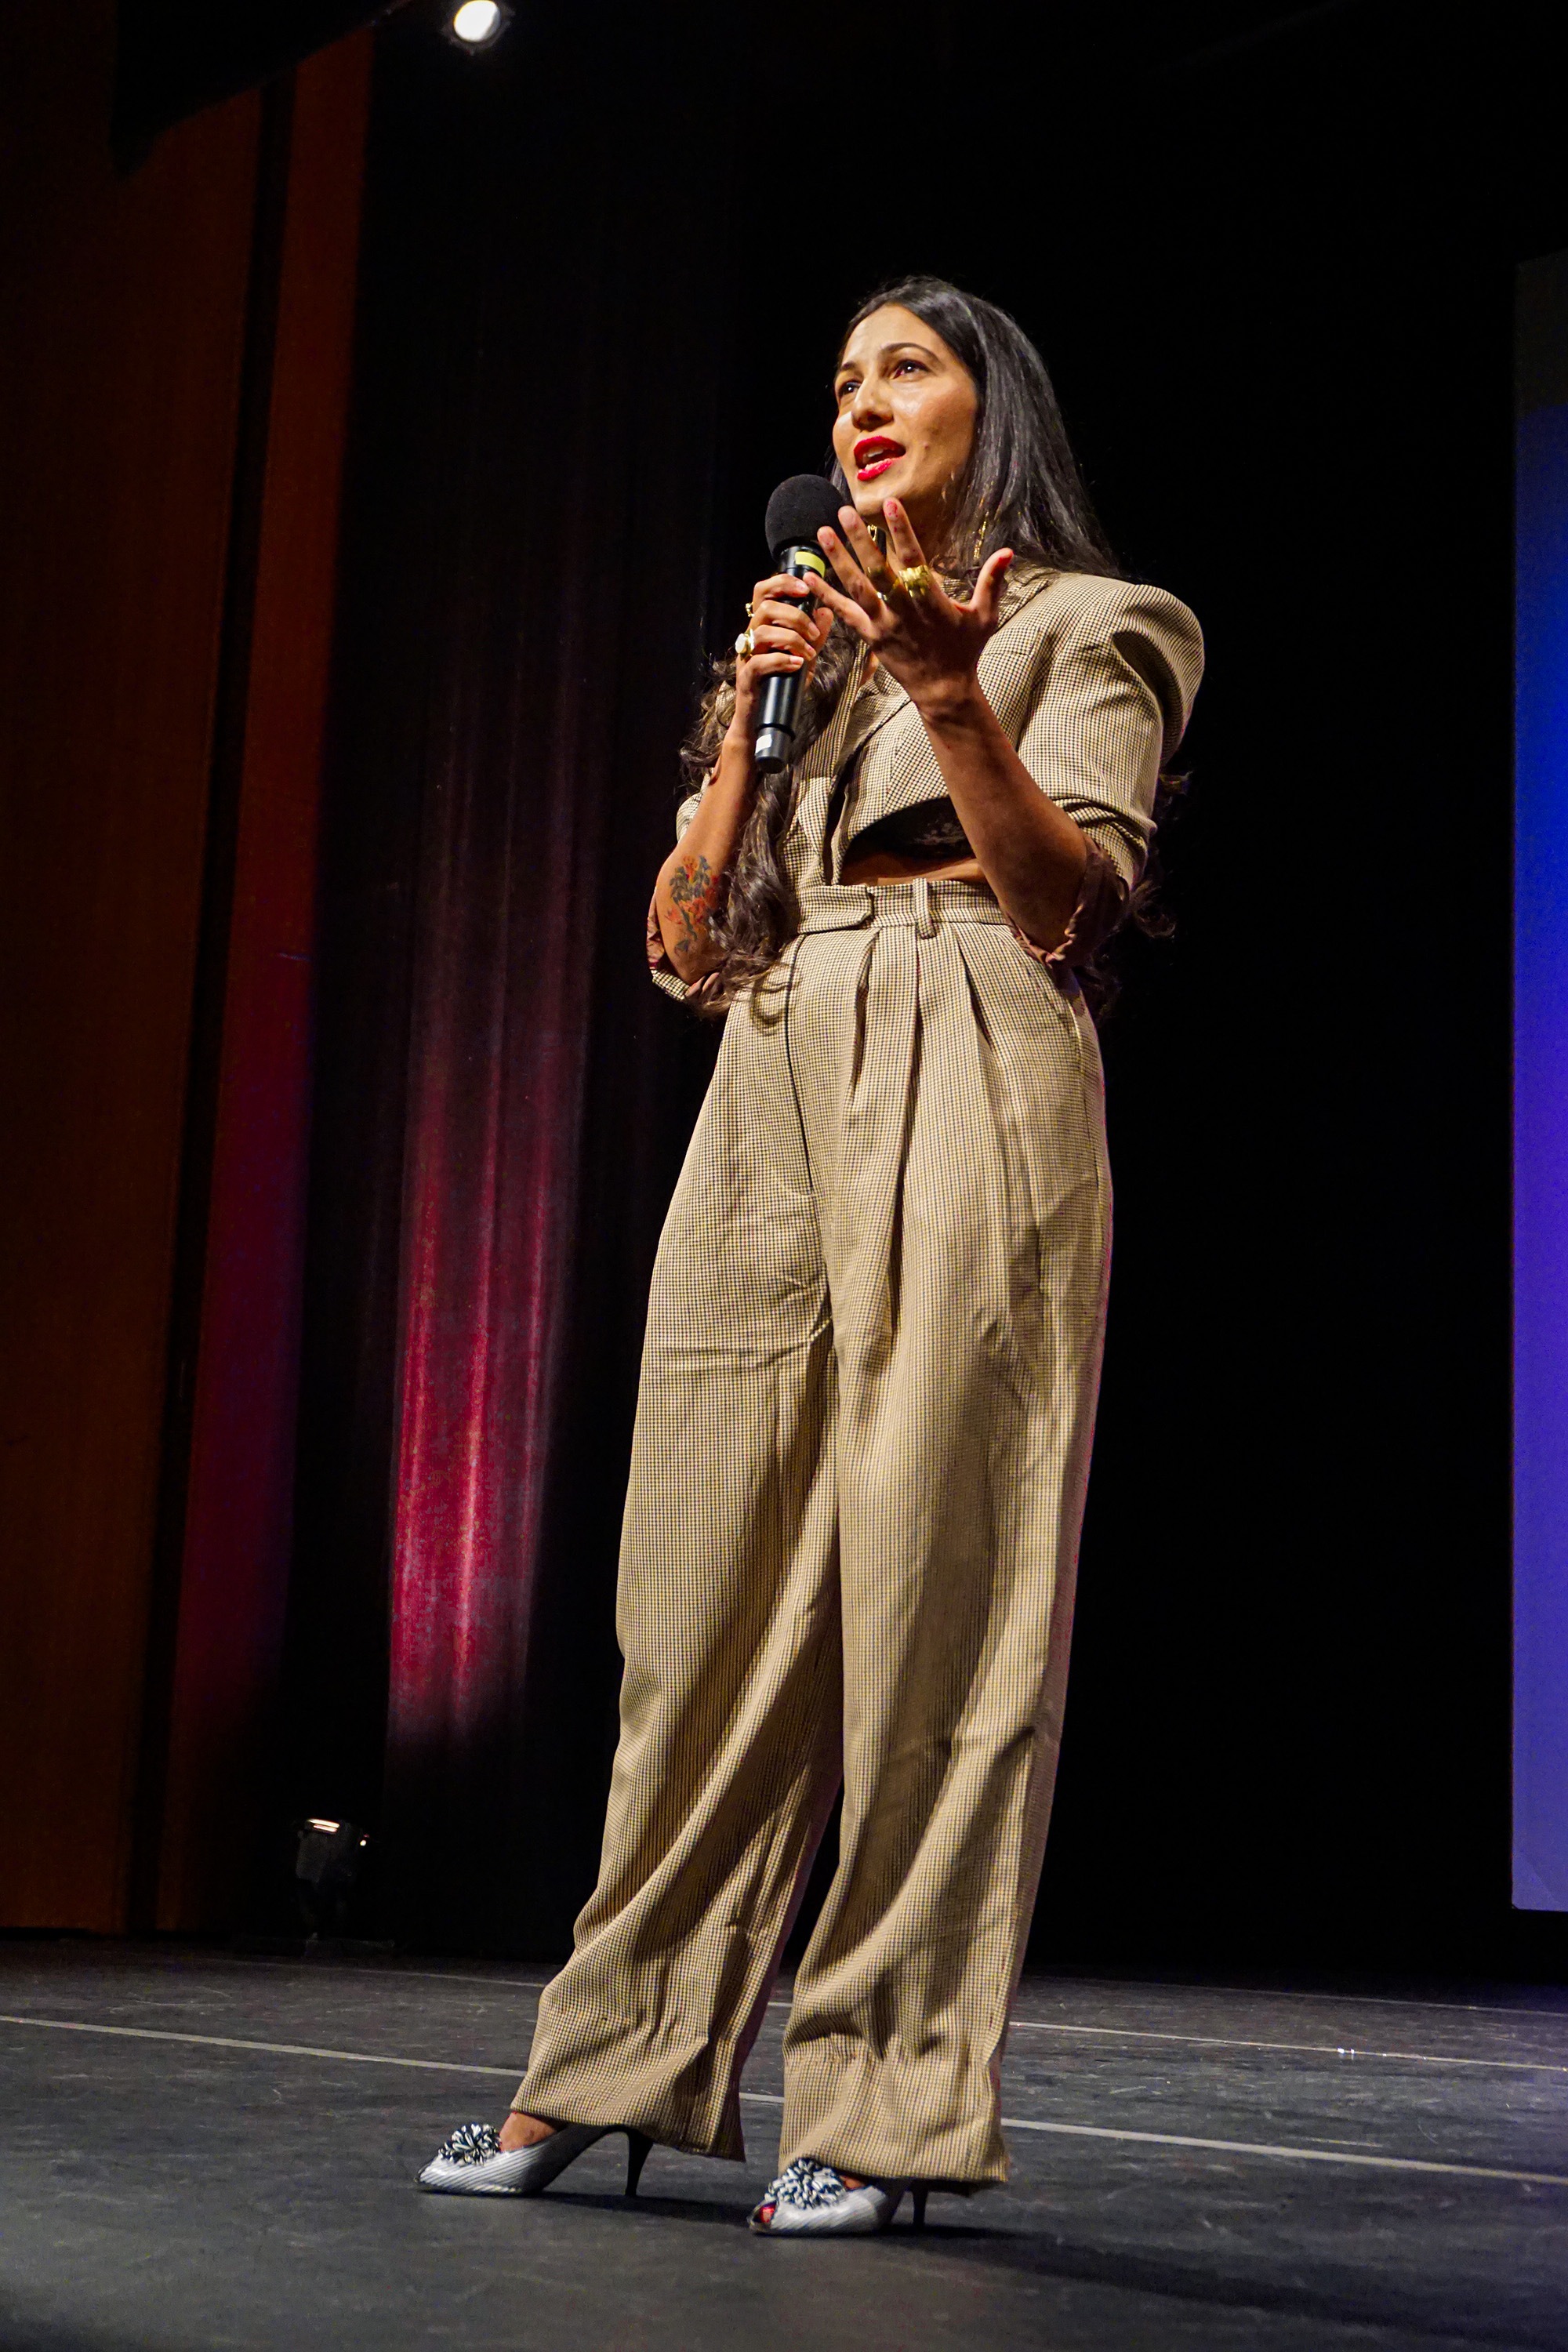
{"left": 384, "top": 446, "right": 629, "bottom": 1821}
{"left": 302, "top": 16, "right": 742, "bottom": 1949}
{"left": 151, "top": 37, "right": 374, "bottom": 1933}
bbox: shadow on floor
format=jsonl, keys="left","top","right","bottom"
{"left": 905, "top": 2223, "right": 1566, "bottom": 2352}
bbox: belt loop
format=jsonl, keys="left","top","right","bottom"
{"left": 913, "top": 874, "right": 936, "bottom": 938}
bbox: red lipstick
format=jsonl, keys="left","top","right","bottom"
{"left": 854, "top": 435, "right": 903, "bottom": 483}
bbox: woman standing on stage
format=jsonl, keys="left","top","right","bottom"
{"left": 421, "top": 276, "right": 1203, "bottom": 2234}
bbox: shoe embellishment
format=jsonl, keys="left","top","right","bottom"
{"left": 431, "top": 2122, "right": 503, "bottom": 2167}
{"left": 762, "top": 2156, "right": 854, "bottom": 2211}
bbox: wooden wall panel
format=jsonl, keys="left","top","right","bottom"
{"left": 0, "top": 9, "right": 260, "bottom": 1927}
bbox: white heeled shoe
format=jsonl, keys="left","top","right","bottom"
{"left": 749, "top": 2156, "right": 929, "bottom": 2236}
{"left": 418, "top": 2118, "right": 653, "bottom": 2198}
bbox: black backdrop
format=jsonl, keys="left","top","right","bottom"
{"left": 275, "top": 0, "right": 1568, "bottom": 1974}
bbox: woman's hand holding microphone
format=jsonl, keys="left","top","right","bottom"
{"left": 727, "top": 574, "right": 833, "bottom": 754}
{"left": 654, "top": 575, "right": 832, "bottom": 982}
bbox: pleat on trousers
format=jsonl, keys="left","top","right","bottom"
{"left": 514, "top": 875, "right": 1111, "bottom": 2186}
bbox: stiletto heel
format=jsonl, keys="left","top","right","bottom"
{"left": 911, "top": 2186, "right": 929, "bottom": 2231}
{"left": 624, "top": 2129, "right": 653, "bottom": 2198}
{"left": 419, "top": 2118, "right": 653, "bottom": 2198}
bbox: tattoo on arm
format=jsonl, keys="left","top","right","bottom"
{"left": 667, "top": 854, "right": 720, "bottom": 957}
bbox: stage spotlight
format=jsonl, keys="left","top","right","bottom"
{"left": 447, "top": 0, "right": 511, "bottom": 47}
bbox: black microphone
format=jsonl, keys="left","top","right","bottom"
{"left": 754, "top": 474, "right": 844, "bottom": 774}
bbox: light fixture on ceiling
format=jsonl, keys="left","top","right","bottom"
{"left": 446, "top": 0, "right": 512, "bottom": 48}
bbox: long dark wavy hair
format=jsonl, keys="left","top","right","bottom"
{"left": 683, "top": 275, "right": 1177, "bottom": 1016}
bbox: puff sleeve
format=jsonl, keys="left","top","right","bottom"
{"left": 1010, "top": 579, "right": 1203, "bottom": 967}
{"left": 645, "top": 781, "right": 721, "bottom": 1003}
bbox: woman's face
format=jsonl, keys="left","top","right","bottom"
{"left": 830, "top": 303, "right": 978, "bottom": 554}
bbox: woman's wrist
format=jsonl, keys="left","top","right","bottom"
{"left": 719, "top": 717, "right": 760, "bottom": 777}
{"left": 910, "top": 670, "right": 990, "bottom": 733}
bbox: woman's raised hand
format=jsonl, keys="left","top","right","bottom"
{"left": 729, "top": 573, "right": 834, "bottom": 750}
{"left": 814, "top": 499, "right": 1013, "bottom": 718}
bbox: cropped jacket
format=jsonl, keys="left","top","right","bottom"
{"left": 648, "top": 562, "right": 1204, "bottom": 1004}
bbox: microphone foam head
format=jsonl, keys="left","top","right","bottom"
{"left": 765, "top": 474, "right": 844, "bottom": 561}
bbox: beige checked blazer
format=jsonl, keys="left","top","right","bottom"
{"left": 655, "top": 563, "right": 1205, "bottom": 998}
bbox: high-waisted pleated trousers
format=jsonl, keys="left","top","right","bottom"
{"left": 516, "top": 877, "right": 1112, "bottom": 2183}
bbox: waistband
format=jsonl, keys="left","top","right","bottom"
{"left": 795, "top": 877, "right": 1011, "bottom": 938}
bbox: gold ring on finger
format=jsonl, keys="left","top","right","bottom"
{"left": 735, "top": 625, "right": 756, "bottom": 658}
{"left": 892, "top": 562, "right": 935, "bottom": 600}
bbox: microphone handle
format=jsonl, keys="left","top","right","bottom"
{"left": 753, "top": 539, "right": 829, "bottom": 774}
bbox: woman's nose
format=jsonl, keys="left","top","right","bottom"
{"left": 850, "top": 378, "right": 890, "bottom": 427}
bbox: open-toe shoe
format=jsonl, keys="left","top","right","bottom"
{"left": 748, "top": 2156, "right": 930, "bottom": 2237}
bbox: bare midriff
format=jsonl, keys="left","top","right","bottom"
{"left": 837, "top": 848, "right": 987, "bottom": 887}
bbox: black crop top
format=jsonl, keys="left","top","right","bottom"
{"left": 841, "top": 796, "right": 973, "bottom": 867}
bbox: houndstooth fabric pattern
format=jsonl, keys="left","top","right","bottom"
{"left": 515, "top": 570, "right": 1202, "bottom": 2187}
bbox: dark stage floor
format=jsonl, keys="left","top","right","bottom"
{"left": 1, "top": 1945, "right": 1566, "bottom": 2350}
